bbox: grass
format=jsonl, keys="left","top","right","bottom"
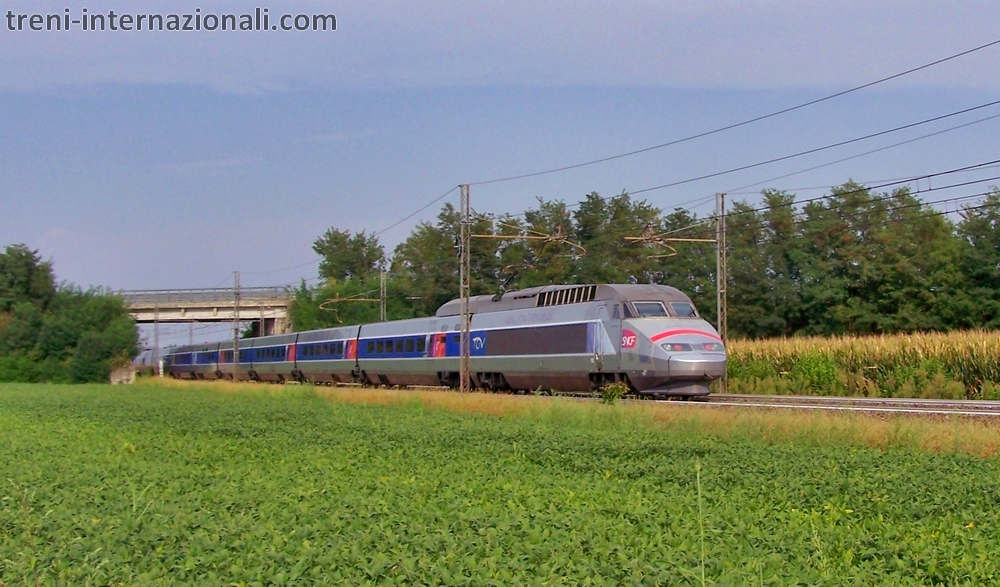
{"left": 4, "top": 381, "right": 1000, "bottom": 585}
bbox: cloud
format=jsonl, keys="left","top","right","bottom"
{"left": 1, "top": 0, "right": 998, "bottom": 93}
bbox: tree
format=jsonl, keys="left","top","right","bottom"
{"left": 955, "top": 189, "right": 1000, "bottom": 328}
{"left": 0, "top": 244, "right": 138, "bottom": 383}
{"left": 0, "top": 244, "right": 56, "bottom": 313}
{"left": 313, "top": 229, "right": 385, "bottom": 282}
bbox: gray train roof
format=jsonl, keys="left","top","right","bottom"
{"left": 435, "top": 283, "right": 693, "bottom": 317}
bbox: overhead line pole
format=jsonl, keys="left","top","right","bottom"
{"left": 459, "top": 184, "right": 472, "bottom": 393}
{"left": 233, "top": 271, "right": 240, "bottom": 382}
{"left": 715, "top": 192, "right": 728, "bottom": 393}
{"left": 153, "top": 302, "right": 160, "bottom": 376}
{"left": 380, "top": 270, "right": 387, "bottom": 322}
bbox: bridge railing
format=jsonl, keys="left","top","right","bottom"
{"left": 119, "top": 287, "right": 292, "bottom": 305}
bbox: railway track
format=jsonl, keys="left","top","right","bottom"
{"left": 695, "top": 393, "right": 1000, "bottom": 417}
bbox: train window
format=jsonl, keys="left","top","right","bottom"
{"left": 417, "top": 338, "right": 426, "bottom": 353}
{"left": 337, "top": 341, "right": 344, "bottom": 354}
{"left": 376, "top": 341, "right": 384, "bottom": 354}
{"left": 366, "top": 341, "right": 374, "bottom": 354}
{"left": 670, "top": 302, "right": 698, "bottom": 317}
{"left": 451, "top": 334, "right": 460, "bottom": 344}
{"left": 394, "top": 340, "right": 403, "bottom": 353}
{"left": 405, "top": 339, "right": 414, "bottom": 353}
{"left": 622, "top": 303, "right": 635, "bottom": 318}
{"left": 633, "top": 301, "right": 669, "bottom": 318}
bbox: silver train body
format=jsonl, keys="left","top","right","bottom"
{"left": 163, "top": 283, "right": 726, "bottom": 396}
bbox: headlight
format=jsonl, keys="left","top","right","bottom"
{"left": 661, "top": 342, "right": 693, "bottom": 352}
{"left": 701, "top": 343, "right": 725, "bottom": 351}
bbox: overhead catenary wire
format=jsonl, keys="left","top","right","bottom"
{"left": 722, "top": 112, "right": 1000, "bottom": 195}
{"left": 726, "top": 162, "right": 1000, "bottom": 196}
{"left": 468, "top": 38, "right": 1000, "bottom": 187}
{"left": 360, "top": 39, "right": 1000, "bottom": 254}
{"left": 653, "top": 158, "right": 1000, "bottom": 239}
{"left": 236, "top": 186, "right": 458, "bottom": 279}
{"left": 374, "top": 186, "right": 460, "bottom": 237}
{"left": 628, "top": 98, "right": 1000, "bottom": 196}
{"left": 467, "top": 109, "right": 1000, "bottom": 229}
{"left": 661, "top": 185, "right": 1000, "bottom": 242}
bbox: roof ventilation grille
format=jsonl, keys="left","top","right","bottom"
{"left": 535, "top": 285, "right": 597, "bottom": 308}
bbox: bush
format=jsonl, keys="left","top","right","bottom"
{"left": 600, "top": 381, "right": 629, "bottom": 405}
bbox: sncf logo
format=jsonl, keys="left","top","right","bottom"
{"left": 621, "top": 329, "right": 637, "bottom": 349}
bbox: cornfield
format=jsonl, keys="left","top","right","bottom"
{"left": 726, "top": 330, "right": 1000, "bottom": 399}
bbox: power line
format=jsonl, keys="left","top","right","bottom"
{"left": 239, "top": 185, "right": 458, "bottom": 278}
{"left": 629, "top": 98, "right": 1000, "bottom": 196}
{"left": 462, "top": 101, "right": 999, "bottom": 230}
{"left": 468, "top": 38, "right": 1000, "bottom": 186}
{"left": 640, "top": 159, "right": 1000, "bottom": 239}
{"left": 722, "top": 112, "right": 1000, "bottom": 195}
{"left": 727, "top": 162, "right": 1000, "bottom": 195}
{"left": 241, "top": 258, "right": 321, "bottom": 276}
{"left": 374, "top": 186, "right": 460, "bottom": 237}
{"left": 743, "top": 158, "right": 1000, "bottom": 216}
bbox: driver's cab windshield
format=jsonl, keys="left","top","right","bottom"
{"left": 670, "top": 302, "right": 698, "bottom": 318}
{"left": 632, "top": 301, "right": 669, "bottom": 317}
{"left": 629, "top": 300, "right": 700, "bottom": 318}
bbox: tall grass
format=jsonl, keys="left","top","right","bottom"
{"left": 727, "top": 330, "right": 1000, "bottom": 399}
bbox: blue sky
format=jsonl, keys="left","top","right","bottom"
{"left": 2, "top": 0, "right": 999, "bottom": 308}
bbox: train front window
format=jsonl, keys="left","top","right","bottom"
{"left": 670, "top": 302, "right": 698, "bottom": 318}
{"left": 632, "top": 301, "right": 669, "bottom": 317}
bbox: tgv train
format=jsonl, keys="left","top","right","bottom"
{"left": 163, "top": 284, "right": 726, "bottom": 397}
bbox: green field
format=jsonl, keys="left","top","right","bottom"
{"left": 2, "top": 384, "right": 1000, "bottom": 585}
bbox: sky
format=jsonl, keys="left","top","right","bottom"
{"left": 2, "top": 0, "right": 1000, "bottom": 344}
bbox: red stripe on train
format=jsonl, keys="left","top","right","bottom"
{"left": 650, "top": 329, "right": 723, "bottom": 342}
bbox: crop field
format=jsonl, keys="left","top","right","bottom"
{"left": 4, "top": 383, "right": 1000, "bottom": 585}
{"left": 727, "top": 329, "right": 1000, "bottom": 399}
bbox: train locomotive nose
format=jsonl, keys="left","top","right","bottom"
{"left": 622, "top": 321, "right": 726, "bottom": 396}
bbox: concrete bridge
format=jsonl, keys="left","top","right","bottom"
{"left": 120, "top": 286, "right": 292, "bottom": 336}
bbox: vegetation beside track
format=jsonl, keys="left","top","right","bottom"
{"left": 4, "top": 381, "right": 1000, "bottom": 585}
{"left": 727, "top": 329, "right": 1000, "bottom": 400}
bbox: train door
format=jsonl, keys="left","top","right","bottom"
{"left": 596, "top": 306, "right": 619, "bottom": 372}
